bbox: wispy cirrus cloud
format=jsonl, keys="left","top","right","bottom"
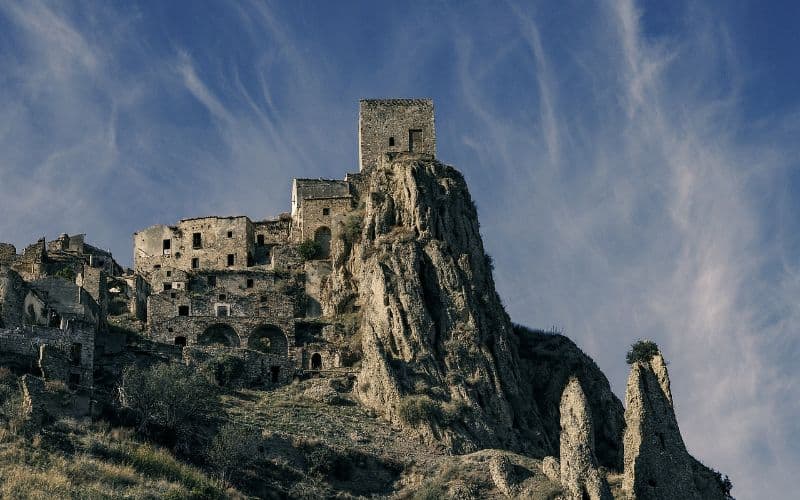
{"left": 0, "top": 2, "right": 797, "bottom": 498}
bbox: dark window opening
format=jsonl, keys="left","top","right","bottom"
{"left": 174, "top": 336, "right": 187, "bottom": 346}
{"left": 227, "top": 231, "right": 233, "bottom": 238}
{"left": 170, "top": 292, "right": 176, "bottom": 299}
{"left": 166, "top": 270, "right": 171, "bottom": 277}
{"left": 163, "top": 283, "right": 172, "bottom": 291}
{"left": 162, "top": 239, "right": 171, "bottom": 250}
{"left": 270, "top": 366, "right": 280, "bottom": 383}
{"left": 208, "top": 275, "right": 216, "bottom": 286}
{"left": 409, "top": 129, "right": 422, "bottom": 152}
{"left": 68, "top": 373, "right": 80, "bottom": 388}
{"left": 260, "top": 295, "right": 267, "bottom": 303}
{"left": 153, "top": 264, "right": 161, "bottom": 269}
{"left": 48, "top": 311, "right": 61, "bottom": 328}
{"left": 168, "top": 327, "right": 174, "bottom": 332}
{"left": 322, "top": 207, "right": 330, "bottom": 216}
{"left": 216, "top": 305, "right": 229, "bottom": 317}
{"left": 219, "top": 294, "right": 226, "bottom": 301}
{"left": 70, "top": 343, "right": 82, "bottom": 366}
{"left": 311, "top": 353, "right": 322, "bottom": 370}
{"left": 191, "top": 258, "right": 199, "bottom": 269}
{"left": 192, "top": 232, "right": 202, "bottom": 248}
{"left": 247, "top": 252, "right": 253, "bottom": 267}
{"left": 227, "top": 254, "right": 235, "bottom": 266}
{"left": 388, "top": 136, "right": 395, "bottom": 146}
{"left": 257, "top": 234, "right": 265, "bottom": 246}
{"left": 246, "top": 279, "right": 254, "bottom": 288}
{"left": 178, "top": 305, "right": 189, "bottom": 316}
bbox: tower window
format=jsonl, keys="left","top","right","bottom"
{"left": 227, "top": 231, "right": 233, "bottom": 238}
{"left": 246, "top": 278, "right": 254, "bottom": 288}
{"left": 178, "top": 305, "right": 189, "bottom": 316}
{"left": 227, "top": 254, "right": 235, "bottom": 266}
{"left": 409, "top": 129, "right": 422, "bottom": 152}
{"left": 191, "top": 258, "right": 199, "bottom": 269}
{"left": 162, "top": 239, "right": 171, "bottom": 254}
{"left": 388, "top": 136, "right": 395, "bottom": 146}
{"left": 166, "top": 270, "right": 171, "bottom": 277}
{"left": 322, "top": 208, "right": 330, "bottom": 216}
{"left": 163, "top": 283, "right": 172, "bottom": 291}
{"left": 192, "top": 233, "right": 202, "bottom": 248}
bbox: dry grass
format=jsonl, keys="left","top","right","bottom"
{"left": 0, "top": 419, "right": 231, "bottom": 499}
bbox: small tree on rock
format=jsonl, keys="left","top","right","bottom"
{"left": 626, "top": 339, "right": 660, "bottom": 364}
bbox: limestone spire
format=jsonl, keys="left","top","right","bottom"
{"left": 559, "top": 377, "right": 612, "bottom": 500}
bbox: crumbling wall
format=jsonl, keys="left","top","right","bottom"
{"left": 183, "top": 345, "right": 294, "bottom": 387}
{"left": 293, "top": 197, "right": 354, "bottom": 244}
{"left": 358, "top": 99, "right": 436, "bottom": 171}
{"left": 0, "top": 243, "right": 16, "bottom": 265}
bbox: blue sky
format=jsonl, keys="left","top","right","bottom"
{"left": 0, "top": 1, "right": 797, "bottom": 497}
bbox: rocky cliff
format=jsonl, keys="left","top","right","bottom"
{"left": 319, "top": 156, "right": 730, "bottom": 498}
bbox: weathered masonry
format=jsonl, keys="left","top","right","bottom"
{"left": 1, "top": 98, "right": 440, "bottom": 395}
{"left": 358, "top": 98, "right": 436, "bottom": 171}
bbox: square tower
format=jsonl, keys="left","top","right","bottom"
{"left": 358, "top": 99, "right": 436, "bottom": 171}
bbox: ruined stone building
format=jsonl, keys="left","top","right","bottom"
{"left": 0, "top": 99, "right": 437, "bottom": 396}
{"left": 128, "top": 99, "right": 435, "bottom": 385}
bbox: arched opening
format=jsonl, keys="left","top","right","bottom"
{"left": 199, "top": 324, "right": 240, "bottom": 347}
{"left": 174, "top": 336, "right": 187, "bottom": 346}
{"left": 314, "top": 226, "right": 331, "bottom": 259}
{"left": 311, "top": 352, "right": 322, "bottom": 370}
{"left": 249, "top": 325, "right": 288, "bottom": 357}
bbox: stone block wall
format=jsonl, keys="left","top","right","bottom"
{"left": 358, "top": 99, "right": 436, "bottom": 171}
{"left": 293, "top": 197, "right": 354, "bottom": 244}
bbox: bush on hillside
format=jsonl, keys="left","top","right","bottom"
{"left": 117, "top": 363, "right": 215, "bottom": 442}
{"left": 207, "top": 423, "right": 260, "bottom": 483}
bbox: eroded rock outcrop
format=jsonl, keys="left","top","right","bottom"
{"left": 324, "top": 158, "right": 548, "bottom": 454}
{"left": 622, "top": 353, "right": 722, "bottom": 500}
{"left": 559, "top": 377, "right": 612, "bottom": 500}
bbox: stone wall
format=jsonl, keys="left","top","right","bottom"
{"left": 134, "top": 216, "right": 258, "bottom": 277}
{"left": 358, "top": 99, "right": 436, "bottom": 171}
{"left": 0, "top": 324, "right": 95, "bottom": 387}
{"left": 0, "top": 243, "right": 16, "bottom": 265}
{"left": 293, "top": 197, "right": 354, "bottom": 245}
{"left": 291, "top": 179, "right": 350, "bottom": 216}
{"left": 183, "top": 345, "right": 294, "bottom": 387}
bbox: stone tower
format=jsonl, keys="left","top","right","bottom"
{"left": 358, "top": 98, "right": 436, "bottom": 171}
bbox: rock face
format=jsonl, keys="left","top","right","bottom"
{"left": 622, "top": 353, "right": 718, "bottom": 500}
{"left": 559, "top": 377, "right": 612, "bottom": 500}
{"left": 324, "top": 158, "right": 548, "bottom": 454}
{"left": 515, "top": 328, "right": 625, "bottom": 469}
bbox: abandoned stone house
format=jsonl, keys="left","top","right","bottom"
{"left": 0, "top": 233, "right": 121, "bottom": 390}
{"left": 0, "top": 98, "right": 436, "bottom": 391}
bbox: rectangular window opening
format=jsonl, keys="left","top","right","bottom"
{"left": 388, "top": 136, "right": 395, "bottom": 147}
{"left": 192, "top": 232, "right": 202, "bottom": 249}
{"left": 409, "top": 129, "right": 422, "bottom": 152}
{"left": 257, "top": 234, "right": 265, "bottom": 246}
{"left": 163, "top": 283, "right": 172, "bottom": 291}
{"left": 227, "top": 231, "right": 233, "bottom": 238}
{"left": 191, "top": 258, "right": 199, "bottom": 269}
{"left": 227, "top": 254, "right": 235, "bottom": 266}
{"left": 322, "top": 207, "right": 330, "bottom": 216}
{"left": 178, "top": 305, "right": 189, "bottom": 316}
{"left": 216, "top": 305, "right": 229, "bottom": 317}
{"left": 246, "top": 278, "right": 254, "bottom": 288}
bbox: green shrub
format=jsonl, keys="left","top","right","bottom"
{"left": 297, "top": 239, "right": 321, "bottom": 260}
{"left": 117, "top": 363, "right": 216, "bottom": 441}
{"left": 397, "top": 395, "right": 441, "bottom": 426}
{"left": 207, "top": 423, "right": 260, "bottom": 483}
{"left": 340, "top": 213, "right": 363, "bottom": 245}
{"left": 626, "top": 340, "right": 660, "bottom": 364}
{"left": 54, "top": 267, "right": 76, "bottom": 281}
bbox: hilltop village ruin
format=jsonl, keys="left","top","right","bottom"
{"left": 0, "top": 99, "right": 435, "bottom": 404}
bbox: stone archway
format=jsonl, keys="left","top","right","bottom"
{"left": 311, "top": 352, "right": 322, "bottom": 370}
{"left": 314, "top": 226, "right": 331, "bottom": 259}
{"left": 249, "top": 325, "right": 288, "bottom": 357}
{"left": 199, "top": 324, "right": 240, "bottom": 347}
